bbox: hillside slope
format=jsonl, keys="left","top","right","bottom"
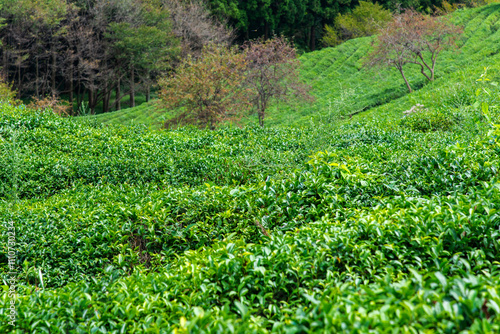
{"left": 86, "top": 4, "right": 500, "bottom": 128}
{"left": 79, "top": 101, "right": 164, "bottom": 128}
{"left": 2, "top": 96, "right": 500, "bottom": 332}
{"left": 276, "top": 3, "right": 500, "bottom": 125}
{"left": 2, "top": 87, "right": 500, "bottom": 332}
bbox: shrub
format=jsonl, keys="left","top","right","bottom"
{"left": 27, "top": 95, "right": 72, "bottom": 116}
{"left": 400, "top": 107, "right": 455, "bottom": 131}
{"left": 321, "top": 24, "right": 341, "bottom": 47}
{"left": 1, "top": 97, "right": 500, "bottom": 332}
{"left": 0, "top": 77, "right": 18, "bottom": 104}
{"left": 158, "top": 43, "right": 249, "bottom": 130}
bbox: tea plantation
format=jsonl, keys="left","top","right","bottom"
{"left": 2, "top": 5, "right": 500, "bottom": 334}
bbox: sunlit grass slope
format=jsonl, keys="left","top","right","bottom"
{"left": 82, "top": 101, "right": 166, "bottom": 128}
{"left": 1, "top": 95, "right": 500, "bottom": 332}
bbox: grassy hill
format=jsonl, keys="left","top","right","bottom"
{"left": 2, "top": 98, "right": 500, "bottom": 332}
{"left": 1, "top": 4, "right": 500, "bottom": 333}
{"left": 83, "top": 101, "right": 166, "bottom": 128}
{"left": 271, "top": 3, "right": 500, "bottom": 125}
{"left": 88, "top": 4, "right": 500, "bottom": 129}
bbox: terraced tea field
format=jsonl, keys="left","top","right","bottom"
{"left": 1, "top": 4, "right": 500, "bottom": 333}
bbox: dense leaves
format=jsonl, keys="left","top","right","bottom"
{"left": 1, "top": 178, "right": 500, "bottom": 332}
{"left": 322, "top": 1, "right": 392, "bottom": 47}
{"left": 2, "top": 5, "right": 500, "bottom": 333}
{"left": 158, "top": 44, "right": 249, "bottom": 130}
{"left": 1, "top": 88, "right": 500, "bottom": 332}
{"left": 0, "top": 0, "right": 229, "bottom": 114}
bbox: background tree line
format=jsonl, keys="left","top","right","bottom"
{"left": 0, "top": 0, "right": 479, "bottom": 115}
{"left": 206, "top": 0, "right": 477, "bottom": 50}
{"left": 0, "top": 0, "right": 231, "bottom": 114}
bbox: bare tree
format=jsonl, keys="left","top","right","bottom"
{"left": 367, "top": 13, "right": 415, "bottom": 92}
{"left": 63, "top": 14, "right": 106, "bottom": 114}
{"left": 367, "top": 9, "right": 462, "bottom": 93}
{"left": 243, "top": 36, "right": 313, "bottom": 127}
{"left": 401, "top": 9, "right": 462, "bottom": 82}
{"left": 163, "top": 0, "right": 234, "bottom": 58}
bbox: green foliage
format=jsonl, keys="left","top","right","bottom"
{"left": 321, "top": 24, "right": 341, "bottom": 47}
{"left": 0, "top": 0, "right": 179, "bottom": 113}
{"left": 91, "top": 4, "right": 500, "bottom": 128}
{"left": 106, "top": 5, "right": 179, "bottom": 74}
{"left": 322, "top": 1, "right": 392, "bottom": 47}
{"left": 0, "top": 80, "right": 17, "bottom": 104}
{"left": 275, "top": 4, "right": 500, "bottom": 127}
{"left": 0, "top": 0, "right": 69, "bottom": 26}
{"left": 2, "top": 5, "right": 500, "bottom": 334}
{"left": 1, "top": 175, "right": 500, "bottom": 332}
{"left": 1, "top": 100, "right": 499, "bottom": 291}
{"left": 84, "top": 100, "right": 165, "bottom": 128}
{"left": 1, "top": 79, "right": 500, "bottom": 332}
{"left": 400, "top": 107, "right": 456, "bottom": 131}
{"left": 206, "top": 0, "right": 353, "bottom": 50}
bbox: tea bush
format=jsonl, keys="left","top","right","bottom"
{"left": 2, "top": 5, "right": 500, "bottom": 332}
{"left": 1, "top": 101, "right": 499, "bottom": 295}
{"left": 1, "top": 97, "right": 499, "bottom": 332}
{"left": 0, "top": 107, "right": 326, "bottom": 200}
{"left": 1, "top": 182, "right": 499, "bottom": 332}
{"left": 400, "top": 108, "right": 456, "bottom": 132}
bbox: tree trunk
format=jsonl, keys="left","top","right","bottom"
{"left": 306, "top": 27, "right": 311, "bottom": 51}
{"left": 146, "top": 85, "right": 150, "bottom": 102}
{"left": 416, "top": 53, "right": 433, "bottom": 81}
{"left": 264, "top": 21, "right": 269, "bottom": 40}
{"left": 2, "top": 50, "right": 7, "bottom": 79}
{"left": 399, "top": 67, "right": 412, "bottom": 93}
{"left": 259, "top": 106, "right": 265, "bottom": 127}
{"left": 89, "top": 89, "right": 95, "bottom": 115}
{"left": 42, "top": 59, "right": 49, "bottom": 97}
{"left": 51, "top": 44, "right": 56, "bottom": 95}
{"left": 36, "top": 58, "right": 40, "bottom": 98}
{"left": 77, "top": 73, "right": 82, "bottom": 112}
{"left": 310, "top": 25, "right": 316, "bottom": 51}
{"left": 17, "top": 55, "right": 21, "bottom": 98}
{"left": 69, "top": 67, "right": 74, "bottom": 107}
{"left": 103, "top": 87, "right": 110, "bottom": 113}
{"left": 430, "top": 58, "right": 436, "bottom": 81}
{"left": 115, "top": 78, "right": 121, "bottom": 111}
{"left": 130, "top": 68, "right": 135, "bottom": 108}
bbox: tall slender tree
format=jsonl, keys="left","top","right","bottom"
{"left": 244, "top": 36, "right": 313, "bottom": 127}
